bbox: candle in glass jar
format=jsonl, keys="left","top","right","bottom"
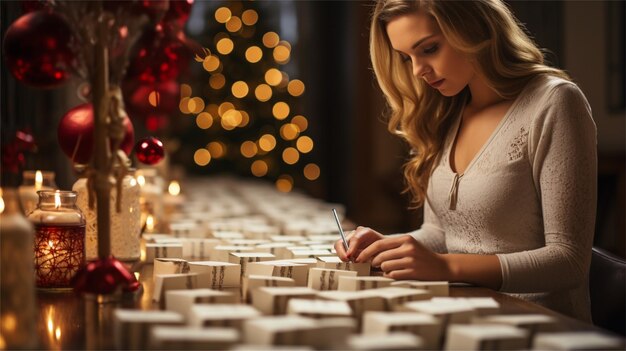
{"left": 18, "top": 170, "right": 56, "bottom": 215}
{"left": 27, "top": 190, "right": 86, "bottom": 290}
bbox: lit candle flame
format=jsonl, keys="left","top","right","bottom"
{"left": 35, "top": 170, "right": 43, "bottom": 190}
{"left": 47, "top": 318, "right": 53, "bottom": 333}
{"left": 48, "top": 240, "right": 55, "bottom": 249}
{"left": 54, "top": 191, "right": 61, "bottom": 209}
{"left": 168, "top": 181, "right": 181, "bottom": 196}
{"left": 146, "top": 215, "right": 154, "bottom": 232}
{"left": 134, "top": 272, "right": 140, "bottom": 280}
{"left": 0, "top": 188, "right": 4, "bottom": 214}
{"left": 55, "top": 327, "right": 61, "bottom": 340}
{"left": 136, "top": 175, "right": 146, "bottom": 187}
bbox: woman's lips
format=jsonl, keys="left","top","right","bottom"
{"left": 429, "top": 79, "right": 444, "bottom": 88}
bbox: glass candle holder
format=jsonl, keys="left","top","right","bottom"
{"left": 18, "top": 170, "right": 57, "bottom": 216}
{"left": 136, "top": 168, "right": 164, "bottom": 231}
{"left": 27, "top": 190, "right": 86, "bottom": 290}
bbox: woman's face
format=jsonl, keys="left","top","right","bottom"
{"left": 386, "top": 10, "right": 476, "bottom": 97}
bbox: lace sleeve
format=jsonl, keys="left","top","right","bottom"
{"left": 406, "top": 197, "right": 447, "bottom": 254}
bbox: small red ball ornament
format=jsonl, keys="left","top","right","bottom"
{"left": 72, "top": 256, "right": 140, "bottom": 296}
{"left": 3, "top": 10, "right": 74, "bottom": 88}
{"left": 135, "top": 137, "right": 165, "bottom": 165}
{"left": 58, "top": 103, "right": 135, "bottom": 164}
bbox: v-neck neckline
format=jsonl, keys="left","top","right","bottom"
{"left": 447, "top": 87, "right": 526, "bottom": 177}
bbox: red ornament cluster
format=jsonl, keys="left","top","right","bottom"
{"left": 72, "top": 256, "right": 140, "bottom": 296}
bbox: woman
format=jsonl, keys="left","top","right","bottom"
{"left": 335, "top": 0, "right": 597, "bottom": 321}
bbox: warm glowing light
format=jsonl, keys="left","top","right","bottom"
{"left": 146, "top": 215, "right": 155, "bottom": 231}
{"left": 276, "top": 175, "right": 293, "bottom": 192}
{"left": 168, "top": 181, "right": 181, "bottom": 196}
{"left": 48, "top": 240, "right": 54, "bottom": 249}
{"left": 231, "top": 81, "right": 249, "bottom": 98}
{"left": 209, "top": 74, "right": 226, "bottom": 89}
{"left": 288, "top": 79, "right": 305, "bottom": 96}
{"left": 54, "top": 191, "right": 61, "bottom": 209}
{"left": 196, "top": 112, "right": 213, "bottom": 129}
{"left": 296, "top": 136, "right": 314, "bottom": 153}
{"left": 245, "top": 46, "right": 263, "bottom": 63}
{"left": 279, "top": 40, "right": 292, "bottom": 50}
{"left": 272, "top": 102, "right": 290, "bottom": 120}
{"left": 190, "top": 97, "right": 205, "bottom": 114}
{"left": 278, "top": 71, "right": 290, "bottom": 88}
{"left": 55, "top": 327, "right": 61, "bottom": 340}
{"left": 180, "top": 84, "right": 192, "bottom": 97}
{"left": 282, "top": 147, "right": 299, "bottom": 165}
{"left": 35, "top": 170, "right": 43, "bottom": 190}
{"left": 240, "top": 141, "right": 258, "bottom": 158}
{"left": 280, "top": 123, "right": 300, "bottom": 140}
{"left": 140, "top": 246, "right": 146, "bottom": 261}
{"left": 0, "top": 191, "right": 4, "bottom": 214}
{"left": 47, "top": 317, "right": 53, "bottom": 333}
{"left": 179, "top": 97, "right": 191, "bottom": 114}
{"left": 239, "top": 110, "right": 250, "bottom": 127}
{"left": 258, "top": 134, "right": 277, "bottom": 152}
{"left": 222, "top": 109, "right": 243, "bottom": 128}
{"left": 216, "top": 38, "right": 234, "bottom": 55}
{"left": 136, "top": 175, "right": 146, "bottom": 187}
{"left": 251, "top": 160, "right": 268, "bottom": 177}
{"left": 225, "top": 16, "right": 242, "bottom": 32}
{"left": 2, "top": 314, "right": 16, "bottom": 332}
{"left": 273, "top": 45, "right": 290, "bottom": 64}
{"left": 254, "top": 84, "right": 272, "bottom": 102}
{"left": 148, "top": 90, "right": 160, "bottom": 107}
{"left": 304, "top": 163, "right": 321, "bottom": 180}
{"left": 194, "top": 149, "right": 211, "bottom": 166}
{"left": 215, "top": 7, "right": 231, "bottom": 23}
{"left": 218, "top": 102, "right": 235, "bottom": 117}
{"left": 264, "top": 68, "right": 282, "bottom": 86}
{"left": 263, "top": 32, "right": 280, "bottom": 48}
{"left": 134, "top": 272, "right": 140, "bottom": 281}
{"left": 291, "top": 115, "right": 309, "bottom": 132}
{"left": 207, "top": 142, "right": 226, "bottom": 158}
{"left": 242, "top": 9, "right": 258, "bottom": 25}
{"left": 203, "top": 55, "right": 220, "bottom": 72}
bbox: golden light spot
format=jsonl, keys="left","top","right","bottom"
{"left": 264, "top": 68, "right": 282, "bottom": 86}
{"left": 251, "top": 160, "right": 268, "bottom": 177}
{"left": 245, "top": 46, "right": 263, "bottom": 63}
{"left": 240, "top": 141, "right": 257, "bottom": 158}
{"left": 194, "top": 148, "right": 211, "bottom": 166}
{"left": 209, "top": 73, "right": 226, "bottom": 89}
{"left": 203, "top": 55, "right": 220, "bottom": 72}
{"left": 276, "top": 175, "right": 293, "bottom": 192}
{"left": 222, "top": 109, "right": 243, "bottom": 128}
{"left": 179, "top": 97, "right": 191, "bottom": 114}
{"left": 168, "top": 181, "right": 181, "bottom": 196}
{"left": 262, "top": 32, "right": 280, "bottom": 48}
{"left": 196, "top": 112, "right": 213, "bottom": 129}
{"left": 207, "top": 142, "right": 226, "bottom": 158}
{"left": 231, "top": 81, "right": 249, "bottom": 98}
{"left": 272, "top": 102, "right": 290, "bottom": 120}
{"left": 287, "top": 79, "right": 305, "bottom": 96}
{"left": 2, "top": 314, "right": 16, "bottom": 332}
{"left": 304, "top": 163, "right": 320, "bottom": 180}
{"left": 215, "top": 7, "right": 231, "bottom": 23}
{"left": 291, "top": 115, "right": 308, "bottom": 132}
{"left": 218, "top": 102, "right": 235, "bottom": 117}
{"left": 55, "top": 327, "right": 61, "bottom": 340}
{"left": 148, "top": 90, "right": 160, "bottom": 107}
{"left": 278, "top": 71, "right": 290, "bottom": 88}
{"left": 190, "top": 97, "right": 205, "bottom": 114}
{"left": 280, "top": 123, "right": 300, "bottom": 140}
{"left": 180, "top": 84, "right": 192, "bottom": 98}
{"left": 216, "top": 38, "right": 234, "bottom": 55}
{"left": 278, "top": 40, "right": 292, "bottom": 50}
{"left": 242, "top": 9, "right": 258, "bottom": 26}
{"left": 282, "top": 147, "right": 299, "bottom": 165}
{"left": 296, "top": 136, "right": 314, "bottom": 153}
{"left": 258, "top": 134, "right": 276, "bottom": 151}
{"left": 254, "top": 84, "right": 272, "bottom": 102}
{"left": 226, "top": 16, "right": 242, "bottom": 32}
{"left": 239, "top": 110, "right": 250, "bottom": 127}
{"left": 273, "top": 45, "right": 290, "bottom": 64}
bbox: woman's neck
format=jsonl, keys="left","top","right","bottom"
{"left": 466, "top": 75, "right": 507, "bottom": 111}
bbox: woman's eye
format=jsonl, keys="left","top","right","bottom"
{"left": 400, "top": 54, "right": 411, "bottom": 63}
{"left": 423, "top": 44, "right": 439, "bottom": 55}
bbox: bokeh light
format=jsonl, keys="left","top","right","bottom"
{"left": 276, "top": 175, "right": 293, "bottom": 192}
{"left": 215, "top": 7, "right": 232, "bottom": 23}
{"left": 282, "top": 147, "right": 299, "bottom": 165}
{"left": 216, "top": 38, "right": 234, "bottom": 55}
{"left": 231, "top": 81, "right": 249, "bottom": 98}
{"left": 280, "top": 123, "right": 300, "bottom": 140}
{"left": 226, "top": 16, "right": 242, "bottom": 32}
{"left": 207, "top": 141, "right": 226, "bottom": 158}
{"left": 196, "top": 112, "right": 213, "bottom": 129}
{"left": 272, "top": 102, "right": 290, "bottom": 120}
{"left": 287, "top": 79, "right": 305, "bottom": 96}
{"left": 262, "top": 32, "right": 280, "bottom": 48}
{"left": 251, "top": 160, "right": 268, "bottom": 177}
{"left": 258, "top": 134, "right": 276, "bottom": 152}
{"left": 264, "top": 68, "right": 282, "bottom": 86}
{"left": 245, "top": 46, "right": 263, "bottom": 63}
{"left": 291, "top": 115, "right": 308, "bottom": 132}
{"left": 304, "top": 164, "right": 320, "bottom": 180}
{"left": 254, "top": 84, "right": 272, "bottom": 102}
{"left": 194, "top": 149, "right": 211, "bottom": 166}
{"left": 242, "top": 9, "right": 258, "bottom": 26}
{"left": 240, "top": 141, "right": 258, "bottom": 158}
{"left": 296, "top": 136, "right": 314, "bottom": 153}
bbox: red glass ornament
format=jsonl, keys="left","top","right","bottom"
{"left": 123, "top": 79, "right": 180, "bottom": 117}
{"left": 72, "top": 256, "right": 140, "bottom": 296}
{"left": 162, "top": 0, "right": 194, "bottom": 28}
{"left": 3, "top": 11, "right": 74, "bottom": 88}
{"left": 135, "top": 137, "right": 165, "bottom": 165}
{"left": 58, "top": 103, "right": 135, "bottom": 164}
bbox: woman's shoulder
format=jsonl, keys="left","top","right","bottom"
{"left": 526, "top": 74, "right": 587, "bottom": 103}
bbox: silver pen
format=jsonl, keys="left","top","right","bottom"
{"left": 332, "top": 208, "right": 350, "bottom": 252}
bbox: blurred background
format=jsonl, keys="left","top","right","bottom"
{"left": 1, "top": 0, "right": 624, "bottom": 257}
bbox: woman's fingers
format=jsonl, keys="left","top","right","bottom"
{"left": 379, "top": 256, "right": 412, "bottom": 273}
{"left": 383, "top": 268, "right": 416, "bottom": 280}
{"left": 354, "top": 236, "right": 404, "bottom": 263}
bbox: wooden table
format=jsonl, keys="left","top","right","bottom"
{"left": 33, "top": 263, "right": 609, "bottom": 350}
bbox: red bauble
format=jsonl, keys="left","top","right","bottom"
{"left": 3, "top": 10, "right": 74, "bottom": 88}
{"left": 72, "top": 256, "right": 140, "bottom": 296}
{"left": 58, "top": 103, "right": 135, "bottom": 164}
{"left": 162, "top": 0, "right": 194, "bottom": 28}
{"left": 135, "top": 137, "right": 165, "bottom": 165}
{"left": 145, "top": 114, "right": 169, "bottom": 132}
{"left": 125, "top": 26, "right": 191, "bottom": 83}
{"left": 123, "top": 79, "right": 180, "bottom": 117}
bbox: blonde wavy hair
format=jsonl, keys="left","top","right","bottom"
{"left": 370, "top": 0, "right": 570, "bottom": 207}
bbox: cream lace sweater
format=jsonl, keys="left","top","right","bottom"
{"left": 409, "top": 75, "right": 597, "bottom": 321}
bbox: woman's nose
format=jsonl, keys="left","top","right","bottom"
{"left": 412, "top": 59, "right": 429, "bottom": 79}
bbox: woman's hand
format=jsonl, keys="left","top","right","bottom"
{"left": 334, "top": 226, "right": 384, "bottom": 262}
{"left": 355, "top": 234, "right": 453, "bottom": 281}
